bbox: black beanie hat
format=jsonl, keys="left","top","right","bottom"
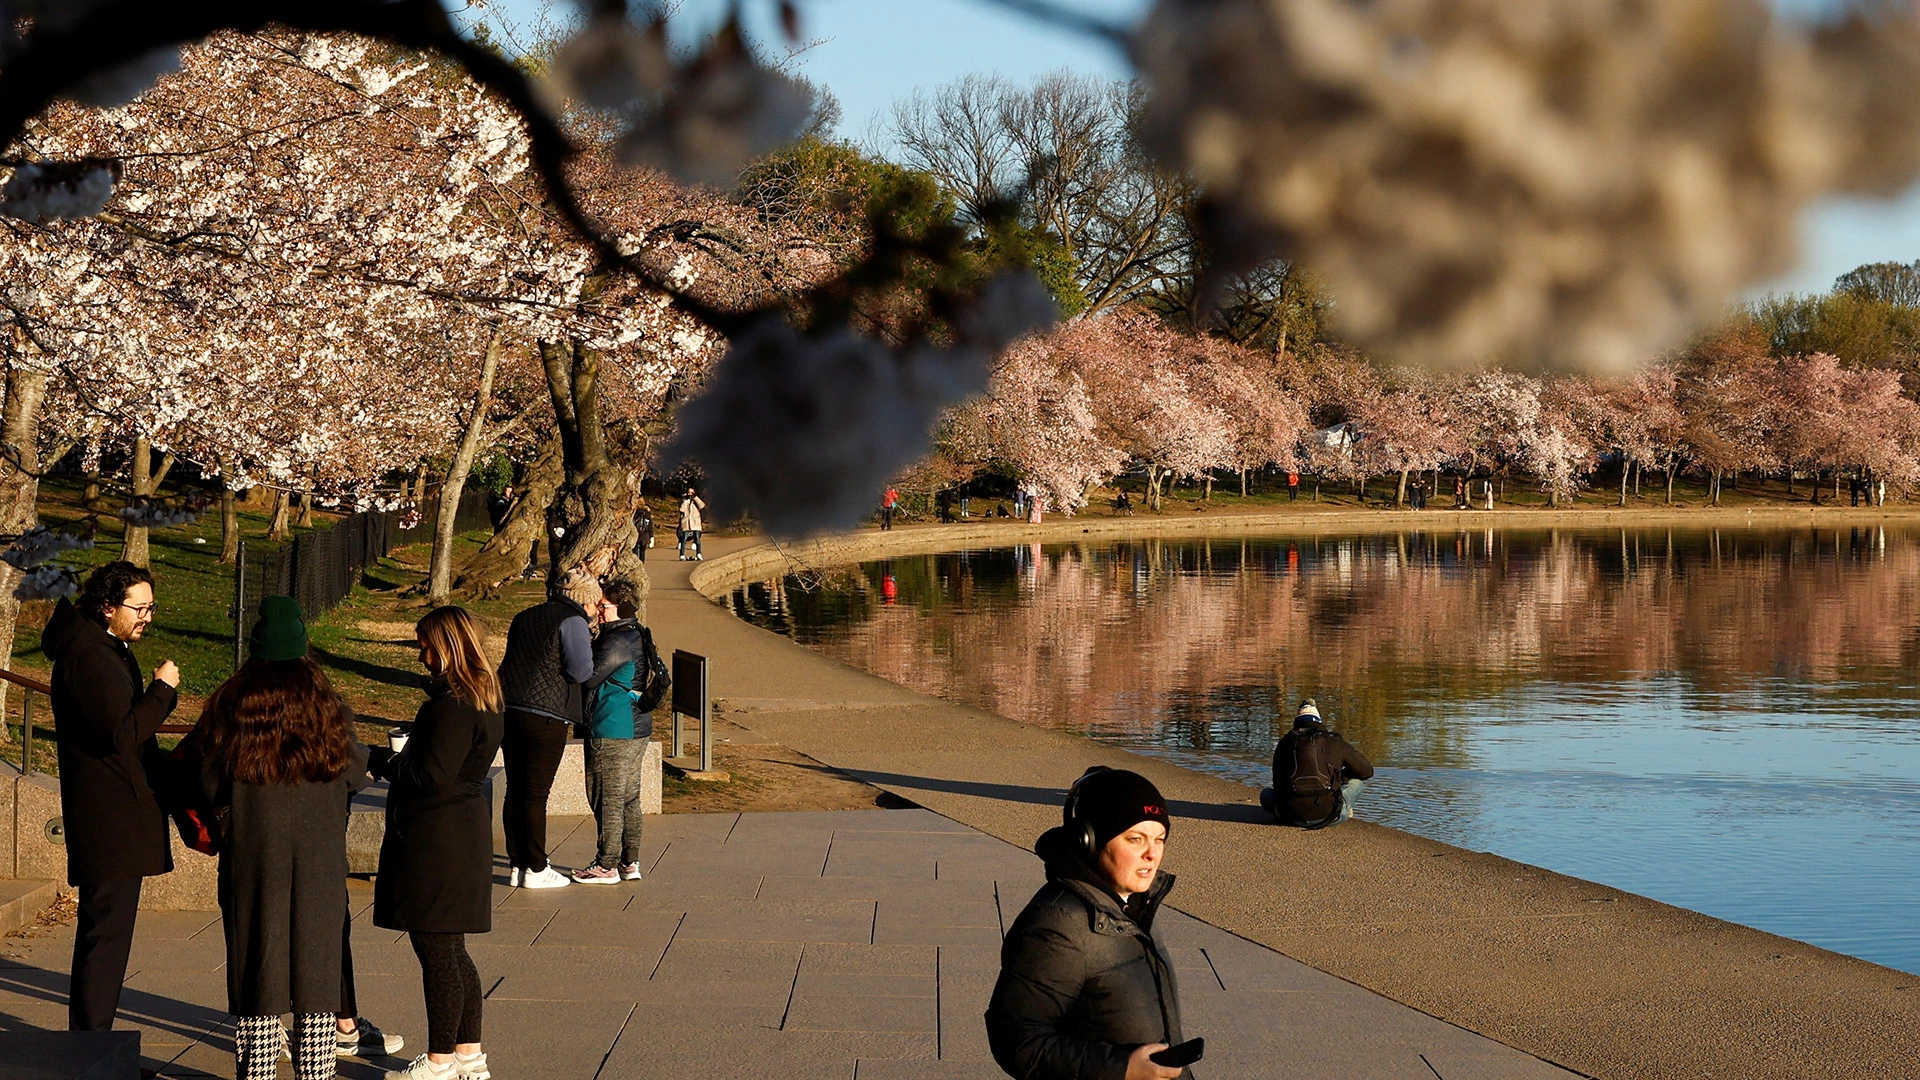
{"left": 1067, "top": 767, "right": 1171, "bottom": 851}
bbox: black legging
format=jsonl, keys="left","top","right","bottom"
{"left": 409, "top": 932, "right": 482, "bottom": 1054}
{"left": 501, "top": 708, "right": 570, "bottom": 870}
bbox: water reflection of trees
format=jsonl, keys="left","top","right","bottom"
{"left": 731, "top": 528, "right": 1920, "bottom": 771}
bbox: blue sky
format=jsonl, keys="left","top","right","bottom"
{"left": 461, "top": 0, "right": 1920, "bottom": 298}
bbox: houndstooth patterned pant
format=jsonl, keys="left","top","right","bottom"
{"left": 236, "top": 1012, "right": 336, "bottom": 1080}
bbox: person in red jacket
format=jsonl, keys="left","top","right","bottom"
{"left": 880, "top": 487, "right": 898, "bottom": 531}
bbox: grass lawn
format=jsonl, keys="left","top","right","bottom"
{"left": 3, "top": 480, "right": 542, "bottom": 770}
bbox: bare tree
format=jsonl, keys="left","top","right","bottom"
{"left": 887, "top": 73, "right": 1193, "bottom": 316}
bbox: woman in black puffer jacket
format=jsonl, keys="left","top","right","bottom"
{"left": 987, "top": 768, "right": 1190, "bottom": 1080}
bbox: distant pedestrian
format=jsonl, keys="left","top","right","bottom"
{"left": 1114, "top": 490, "right": 1133, "bottom": 515}
{"left": 184, "top": 596, "right": 370, "bottom": 1080}
{"left": 1287, "top": 470, "right": 1299, "bottom": 501}
{"left": 996, "top": 503, "right": 1011, "bottom": 518}
{"left": 880, "top": 487, "right": 898, "bottom": 531}
{"left": 632, "top": 504, "right": 654, "bottom": 561}
{"left": 572, "top": 580, "right": 660, "bottom": 885}
{"left": 1454, "top": 476, "right": 1467, "bottom": 509}
{"left": 1260, "top": 700, "right": 1374, "bottom": 828}
{"left": 368, "top": 607, "right": 505, "bottom": 1080}
{"left": 987, "top": 767, "right": 1190, "bottom": 1080}
{"left": 678, "top": 487, "right": 706, "bottom": 560}
{"left": 959, "top": 489, "right": 972, "bottom": 518}
{"left": 1013, "top": 488, "right": 1027, "bottom": 519}
{"left": 936, "top": 488, "right": 954, "bottom": 524}
{"left": 43, "top": 561, "right": 179, "bottom": 1033}
{"left": 486, "top": 485, "right": 513, "bottom": 531}
{"left": 1028, "top": 492, "right": 1044, "bottom": 524}
{"left": 498, "top": 570, "right": 598, "bottom": 888}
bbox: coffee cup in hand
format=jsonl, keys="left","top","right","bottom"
{"left": 388, "top": 729, "right": 409, "bottom": 753}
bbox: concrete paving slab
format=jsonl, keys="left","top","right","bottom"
{"left": 5, "top": 1030, "right": 140, "bottom": 1080}
{"left": 852, "top": 1061, "right": 1005, "bottom": 1080}
{"left": 797, "top": 942, "right": 936, "bottom": 977}
{"left": 468, "top": 998, "right": 636, "bottom": 1079}
{"left": 677, "top": 898, "right": 878, "bottom": 944}
{"left": 785, "top": 992, "right": 938, "bottom": 1034}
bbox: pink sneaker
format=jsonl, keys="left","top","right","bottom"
{"left": 571, "top": 864, "right": 621, "bottom": 884}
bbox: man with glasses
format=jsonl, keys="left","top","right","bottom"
{"left": 42, "top": 561, "right": 180, "bottom": 1031}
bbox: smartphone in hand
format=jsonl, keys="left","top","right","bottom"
{"left": 1149, "top": 1038, "right": 1204, "bottom": 1067}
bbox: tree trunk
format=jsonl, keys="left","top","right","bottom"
{"left": 1665, "top": 465, "right": 1676, "bottom": 506}
{"left": 455, "top": 426, "right": 564, "bottom": 598}
{"left": 0, "top": 359, "right": 52, "bottom": 731}
{"left": 1239, "top": 468, "right": 1248, "bottom": 497}
{"left": 543, "top": 339, "right": 648, "bottom": 617}
{"left": 267, "top": 489, "right": 292, "bottom": 541}
{"left": 430, "top": 332, "right": 503, "bottom": 607}
{"left": 1203, "top": 473, "right": 1212, "bottom": 501}
{"left": 122, "top": 435, "right": 153, "bottom": 568}
{"left": 1620, "top": 460, "right": 1629, "bottom": 506}
{"left": 1396, "top": 469, "right": 1408, "bottom": 507}
{"left": 293, "top": 490, "right": 314, "bottom": 529}
{"left": 1144, "top": 465, "right": 1163, "bottom": 512}
{"left": 1711, "top": 469, "right": 1722, "bottom": 507}
{"left": 219, "top": 486, "right": 240, "bottom": 565}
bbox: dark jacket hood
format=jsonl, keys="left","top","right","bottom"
{"left": 41, "top": 598, "right": 105, "bottom": 662}
{"left": 1035, "top": 824, "right": 1175, "bottom": 928}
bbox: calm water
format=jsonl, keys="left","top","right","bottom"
{"left": 728, "top": 527, "right": 1920, "bottom": 975}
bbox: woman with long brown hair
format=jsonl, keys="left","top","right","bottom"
{"left": 191, "top": 595, "right": 365, "bottom": 1080}
{"left": 369, "top": 606, "right": 505, "bottom": 1080}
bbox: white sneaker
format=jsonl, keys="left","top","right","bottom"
{"left": 384, "top": 1053, "right": 458, "bottom": 1080}
{"left": 618, "top": 862, "right": 643, "bottom": 881}
{"left": 508, "top": 866, "right": 523, "bottom": 888}
{"left": 520, "top": 863, "right": 571, "bottom": 889}
{"left": 455, "top": 1051, "right": 490, "bottom": 1080}
{"left": 339, "top": 1017, "right": 405, "bottom": 1057}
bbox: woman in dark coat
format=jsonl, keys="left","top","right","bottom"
{"left": 367, "top": 606, "right": 505, "bottom": 1080}
{"left": 987, "top": 767, "right": 1190, "bottom": 1080}
{"left": 191, "top": 596, "right": 362, "bottom": 1080}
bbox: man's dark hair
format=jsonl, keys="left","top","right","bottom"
{"left": 78, "top": 561, "right": 155, "bottom": 624}
{"left": 602, "top": 578, "right": 641, "bottom": 620}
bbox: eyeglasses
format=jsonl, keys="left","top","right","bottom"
{"left": 118, "top": 602, "right": 157, "bottom": 616}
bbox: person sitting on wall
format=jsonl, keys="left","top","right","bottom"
{"left": 1260, "top": 700, "right": 1374, "bottom": 829}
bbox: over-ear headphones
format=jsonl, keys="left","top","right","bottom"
{"left": 1063, "top": 766, "right": 1111, "bottom": 857}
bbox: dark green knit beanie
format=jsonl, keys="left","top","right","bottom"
{"left": 249, "top": 595, "right": 308, "bottom": 662}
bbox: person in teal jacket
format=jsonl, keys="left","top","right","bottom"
{"left": 572, "top": 579, "right": 656, "bottom": 884}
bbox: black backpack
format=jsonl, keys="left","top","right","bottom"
{"left": 634, "top": 625, "right": 670, "bottom": 714}
{"left": 1286, "top": 728, "right": 1343, "bottom": 799}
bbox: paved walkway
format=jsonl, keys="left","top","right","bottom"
{"left": 0, "top": 809, "right": 1570, "bottom": 1079}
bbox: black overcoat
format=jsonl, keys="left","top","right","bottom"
{"left": 986, "top": 827, "right": 1188, "bottom": 1080}
{"left": 372, "top": 685, "right": 503, "bottom": 934}
{"left": 199, "top": 737, "right": 365, "bottom": 1017}
{"left": 43, "top": 599, "right": 177, "bottom": 886}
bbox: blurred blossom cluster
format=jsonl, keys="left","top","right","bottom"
{"left": 0, "top": 525, "right": 93, "bottom": 571}
{"left": 667, "top": 273, "right": 1057, "bottom": 537}
{"left": 0, "top": 160, "right": 120, "bottom": 222}
{"left": 550, "top": 16, "right": 814, "bottom": 188}
{"left": 1135, "top": 0, "right": 1920, "bottom": 370}
{"left": 13, "top": 564, "right": 79, "bottom": 602}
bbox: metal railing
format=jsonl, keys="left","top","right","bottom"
{"left": 2, "top": 666, "right": 51, "bottom": 775}
{"left": 4, "top": 666, "right": 195, "bottom": 776}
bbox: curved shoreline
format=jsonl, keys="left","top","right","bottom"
{"left": 670, "top": 524, "right": 1920, "bottom": 1080}
{"left": 689, "top": 503, "right": 1920, "bottom": 595}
